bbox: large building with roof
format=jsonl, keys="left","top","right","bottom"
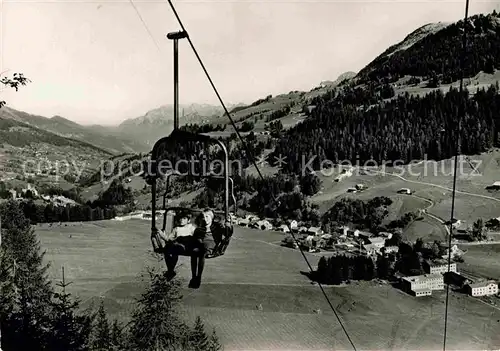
{"left": 466, "top": 281, "right": 498, "bottom": 297}
{"left": 401, "top": 273, "right": 444, "bottom": 297}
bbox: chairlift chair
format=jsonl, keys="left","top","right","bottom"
{"left": 146, "top": 129, "right": 237, "bottom": 259}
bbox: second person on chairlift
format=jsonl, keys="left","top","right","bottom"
{"left": 189, "top": 209, "right": 233, "bottom": 288}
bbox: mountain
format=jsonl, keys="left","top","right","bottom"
{"left": 320, "top": 71, "right": 357, "bottom": 88}
{"left": 0, "top": 113, "right": 114, "bottom": 182}
{"left": 0, "top": 116, "right": 110, "bottom": 154}
{"left": 357, "top": 12, "right": 500, "bottom": 84}
{"left": 115, "top": 103, "right": 238, "bottom": 146}
{"left": 0, "top": 107, "right": 148, "bottom": 154}
{"left": 267, "top": 11, "right": 500, "bottom": 174}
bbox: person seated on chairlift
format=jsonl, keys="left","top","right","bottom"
{"left": 189, "top": 208, "right": 233, "bottom": 289}
{"left": 157, "top": 210, "right": 196, "bottom": 281}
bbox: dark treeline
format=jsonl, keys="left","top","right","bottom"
{"left": 16, "top": 180, "right": 134, "bottom": 224}
{"left": 180, "top": 123, "right": 226, "bottom": 134}
{"left": 315, "top": 255, "right": 376, "bottom": 284}
{"left": 322, "top": 197, "right": 393, "bottom": 233}
{"left": 238, "top": 121, "right": 254, "bottom": 132}
{"left": 266, "top": 120, "right": 284, "bottom": 138}
{"left": 313, "top": 236, "right": 448, "bottom": 285}
{"left": 265, "top": 104, "right": 293, "bottom": 123}
{"left": 91, "top": 179, "right": 134, "bottom": 208}
{"left": 358, "top": 12, "right": 500, "bottom": 84}
{"left": 19, "top": 200, "right": 117, "bottom": 224}
{"left": 0, "top": 200, "right": 222, "bottom": 351}
{"left": 228, "top": 132, "right": 267, "bottom": 169}
{"left": 271, "top": 84, "right": 500, "bottom": 174}
{"left": 250, "top": 94, "right": 273, "bottom": 107}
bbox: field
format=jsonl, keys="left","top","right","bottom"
{"left": 307, "top": 151, "right": 500, "bottom": 247}
{"left": 37, "top": 219, "right": 500, "bottom": 350}
{"left": 458, "top": 244, "right": 500, "bottom": 281}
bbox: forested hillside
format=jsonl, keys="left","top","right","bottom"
{"left": 358, "top": 12, "right": 500, "bottom": 84}
{"left": 270, "top": 84, "right": 500, "bottom": 174}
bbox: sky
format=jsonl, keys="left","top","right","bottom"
{"left": 0, "top": 0, "right": 498, "bottom": 126}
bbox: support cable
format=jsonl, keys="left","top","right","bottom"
{"left": 443, "top": 1, "right": 470, "bottom": 350}
{"left": 129, "top": 0, "right": 162, "bottom": 53}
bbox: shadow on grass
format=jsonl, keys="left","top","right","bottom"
{"left": 300, "top": 270, "right": 318, "bottom": 283}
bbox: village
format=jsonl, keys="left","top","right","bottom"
{"left": 229, "top": 212, "right": 500, "bottom": 303}
{"left": 109, "top": 205, "right": 500, "bottom": 304}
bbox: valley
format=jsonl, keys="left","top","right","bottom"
{"left": 3, "top": 9, "right": 500, "bottom": 351}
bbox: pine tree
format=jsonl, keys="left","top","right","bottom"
{"left": 48, "top": 267, "right": 93, "bottom": 351}
{"left": 207, "top": 328, "right": 222, "bottom": 351}
{"left": 376, "top": 255, "right": 389, "bottom": 279}
{"left": 0, "top": 248, "right": 15, "bottom": 350}
{"left": 0, "top": 200, "right": 53, "bottom": 350}
{"left": 188, "top": 316, "right": 209, "bottom": 351}
{"left": 110, "top": 320, "right": 124, "bottom": 351}
{"left": 92, "top": 301, "right": 111, "bottom": 351}
{"left": 127, "top": 268, "right": 187, "bottom": 351}
{"left": 316, "top": 256, "right": 328, "bottom": 283}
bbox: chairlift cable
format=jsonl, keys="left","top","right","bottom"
{"left": 129, "top": 0, "right": 162, "bottom": 53}
{"left": 443, "top": 1, "right": 469, "bottom": 350}
{"left": 163, "top": 0, "right": 357, "bottom": 349}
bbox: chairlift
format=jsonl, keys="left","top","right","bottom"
{"left": 146, "top": 129, "right": 237, "bottom": 259}
{"left": 144, "top": 30, "right": 237, "bottom": 261}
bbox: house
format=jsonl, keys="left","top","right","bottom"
{"left": 245, "top": 214, "right": 259, "bottom": 222}
{"left": 363, "top": 243, "right": 379, "bottom": 256}
{"left": 443, "top": 271, "right": 470, "bottom": 288}
{"left": 347, "top": 229, "right": 360, "bottom": 238}
{"left": 423, "top": 260, "right": 457, "bottom": 274}
{"left": 401, "top": 274, "right": 444, "bottom": 296}
{"left": 466, "top": 281, "right": 499, "bottom": 297}
{"left": 298, "top": 226, "right": 309, "bottom": 233}
{"left": 338, "top": 226, "right": 350, "bottom": 236}
{"left": 378, "top": 232, "right": 393, "bottom": 239}
{"left": 256, "top": 220, "right": 273, "bottom": 231}
{"left": 355, "top": 184, "right": 366, "bottom": 191}
{"left": 238, "top": 218, "right": 250, "bottom": 227}
{"left": 304, "top": 105, "right": 316, "bottom": 114}
{"left": 486, "top": 181, "right": 500, "bottom": 190}
{"left": 334, "top": 168, "right": 353, "bottom": 182}
{"left": 397, "top": 188, "right": 412, "bottom": 195}
{"left": 278, "top": 224, "right": 290, "bottom": 233}
{"left": 307, "top": 227, "right": 323, "bottom": 235}
{"left": 358, "top": 231, "right": 373, "bottom": 240}
{"left": 368, "top": 237, "right": 385, "bottom": 249}
{"left": 384, "top": 246, "right": 399, "bottom": 254}
{"left": 287, "top": 220, "right": 298, "bottom": 230}
{"left": 445, "top": 218, "right": 462, "bottom": 228}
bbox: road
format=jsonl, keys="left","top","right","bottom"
{"left": 459, "top": 240, "right": 500, "bottom": 246}
{"left": 409, "top": 193, "right": 451, "bottom": 237}
{"left": 363, "top": 167, "right": 500, "bottom": 203}
{"left": 361, "top": 166, "right": 500, "bottom": 236}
